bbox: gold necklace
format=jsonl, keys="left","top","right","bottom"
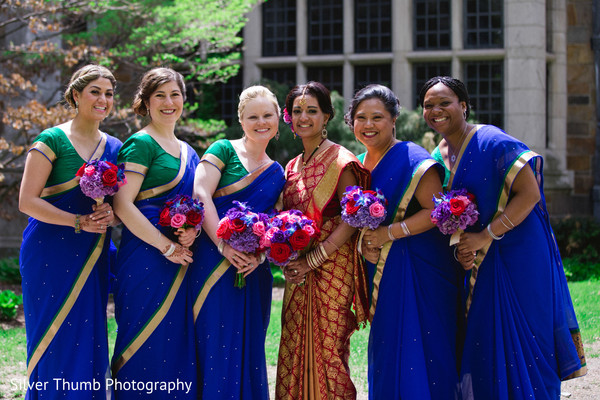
{"left": 302, "top": 138, "right": 326, "bottom": 167}
{"left": 450, "top": 124, "right": 469, "bottom": 164}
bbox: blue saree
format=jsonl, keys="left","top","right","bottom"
{"left": 190, "top": 159, "right": 285, "bottom": 400}
{"left": 111, "top": 140, "right": 199, "bottom": 399}
{"left": 20, "top": 128, "right": 121, "bottom": 399}
{"left": 363, "top": 142, "right": 462, "bottom": 400}
{"left": 445, "top": 125, "right": 586, "bottom": 399}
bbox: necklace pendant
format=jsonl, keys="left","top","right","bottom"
{"left": 450, "top": 155, "right": 456, "bottom": 163}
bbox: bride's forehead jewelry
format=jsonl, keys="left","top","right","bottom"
{"left": 299, "top": 86, "right": 308, "bottom": 106}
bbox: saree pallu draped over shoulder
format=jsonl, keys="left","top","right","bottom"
{"left": 190, "top": 160, "right": 285, "bottom": 400}
{"left": 449, "top": 125, "right": 586, "bottom": 400}
{"left": 111, "top": 142, "right": 198, "bottom": 399}
{"left": 275, "top": 143, "right": 370, "bottom": 400}
{"left": 365, "top": 142, "right": 461, "bottom": 400}
{"left": 20, "top": 133, "right": 121, "bottom": 399}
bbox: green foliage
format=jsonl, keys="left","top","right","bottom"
{"left": 0, "top": 257, "right": 20, "bottom": 284}
{"left": 0, "top": 290, "right": 22, "bottom": 321}
{"left": 553, "top": 217, "right": 600, "bottom": 266}
{"left": 563, "top": 258, "right": 600, "bottom": 282}
{"left": 271, "top": 265, "right": 285, "bottom": 287}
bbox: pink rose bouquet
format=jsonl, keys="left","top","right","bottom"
{"left": 76, "top": 159, "right": 126, "bottom": 205}
{"left": 264, "top": 209, "right": 320, "bottom": 267}
{"left": 430, "top": 188, "right": 479, "bottom": 245}
{"left": 340, "top": 186, "right": 388, "bottom": 230}
{"left": 216, "top": 201, "right": 270, "bottom": 288}
{"left": 158, "top": 194, "right": 205, "bottom": 233}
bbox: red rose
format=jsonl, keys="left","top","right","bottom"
{"left": 76, "top": 163, "right": 86, "bottom": 177}
{"left": 467, "top": 192, "right": 476, "bottom": 202}
{"left": 158, "top": 208, "right": 172, "bottom": 226}
{"left": 345, "top": 200, "right": 361, "bottom": 215}
{"left": 186, "top": 210, "right": 203, "bottom": 227}
{"left": 108, "top": 162, "right": 118, "bottom": 172}
{"left": 289, "top": 229, "right": 311, "bottom": 251}
{"left": 363, "top": 190, "right": 377, "bottom": 196}
{"left": 449, "top": 197, "right": 467, "bottom": 216}
{"left": 270, "top": 242, "right": 292, "bottom": 264}
{"left": 102, "top": 168, "right": 118, "bottom": 186}
{"left": 216, "top": 219, "right": 233, "bottom": 240}
{"left": 230, "top": 218, "right": 246, "bottom": 233}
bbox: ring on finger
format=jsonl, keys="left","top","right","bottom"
{"left": 107, "top": 210, "right": 111, "bottom": 215}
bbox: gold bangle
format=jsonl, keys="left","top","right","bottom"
{"left": 74, "top": 214, "right": 81, "bottom": 234}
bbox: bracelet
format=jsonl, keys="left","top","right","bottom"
{"left": 74, "top": 214, "right": 81, "bottom": 234}
{"left": 400, "top": 221, "right": 411, "bottom": 237}
{"left": 162, "top": 243, "right": 176, "bottom": 257}
{"left": 307, "top": 243, "right": 328, "bottom": 270}
{"left": 499, "top": 217, "right": 512, "bottom": 230}
{"left": 486, "top": 224, "right": 504, "bottom": 240}
{"left": 323, "top": 238, "right": 339, "bottom": 253}
{"left": 217, "top": 239, "right": 226, "bottom": 255}
{"left": 195, "top": 229, "right": 202, "bottom": 238}
{"left": 502, "top": 213, "right": 515, "bottom": 228}
{"left": 387, "top": 224, "right": 396, "bottom": 241}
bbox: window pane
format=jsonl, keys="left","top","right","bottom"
{"left": 307, "top": 66, "right": 344, "bottom": 94}
{"left": 464, "top": 61, "right": 504, "bottom": 128}
{"left": 354, "top": 64, "right": 392, "bottom": 90}
{"left": 464, "top": 0, "right": 503, "bottom": 49}
{"left": 262, "top": 0, "right": 297, "bottom": 56}
{"left": 414, "top": 0, "right": 451, "bottom": 50}
{"left": 308, "top": 0, "right": 344, "bottom": 55}
{"left": 355, "top": 0, "right": 392, "bottom": 53}
{"left": 413, "top": 62, "right": 452, "bottom": 108}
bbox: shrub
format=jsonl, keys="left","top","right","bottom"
{"left": 0, "top": 290, "right": 22, "bottom": 321}
{"left": 0, "top": 257, "right": 21, "bottom": 284}
{"left": 552, "top": 217, "right": 600, "bottom": 281}
{"left": 271, "top": 265, "right": 285, "bottom": 287}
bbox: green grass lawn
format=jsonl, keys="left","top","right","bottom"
{"left": 1, "top": 280, "right": 598, "bottom": 398}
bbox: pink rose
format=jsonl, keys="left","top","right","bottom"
{"left": 302, "top": 224, "right": 315, "bottom": 236}
{"left": 369, "top": 202, "right": 385, "bottom": 218}
{"left": 266, "top": 227, "right": 278, "bottom": 239}
{"left": 252, "top": 221, "right": 266, "bottom": 236}
{"left": 84, "top": 165, "right": 96, "bottom": 176}
{"left": 259, "top": 234, "right": 271, "bottom": 248}
{"left": 170, "top": 213, "right": 186, "bottom": 228}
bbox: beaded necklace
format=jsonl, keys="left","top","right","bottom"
{"left": 302, "top": 138, "right": 326, "bottom": 168}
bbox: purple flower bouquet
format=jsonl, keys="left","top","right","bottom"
{"left": 76, "top": 159, "right": 126, "bottom": 205}
{"left": 340, "top": 186, "right": 387, "bottom": 230}
{"left": 158, "top": 194, "right": 205, "bottom": 232}
{"left": 263, "top": 209, "right": 320, "bottom": 267}
{"left": 430, "top": 188, "right": 479, "bottom": 245}
{"left": 215, "top": 201, "right": 270, "bottom": 288}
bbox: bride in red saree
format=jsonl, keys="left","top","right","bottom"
{"left": 275, "top": 81, "right": 370, "bottom": 400}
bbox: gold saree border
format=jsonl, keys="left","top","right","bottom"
{"left": 465, "top": 150, "right": 539, "bottom": 314}
{"left": 112, "top": 264, "right": 189, "bottom": 375}
{"left": 214, "top": 162, "right": 273, "bottom": 198}
{"left": 446, "top": 124, "right": 480, "bottom": 190}
{"left": 200, "top": 153, "right": 225, "bottom": 172}
{"left": 41, "top": 177, "right": 79, "bottom": 198}
{"left": 135, "top": 143, "right": 188, "bottom": 201}
{"left": 124, "top": 162, "right": 149, "bottom": 176}
{"left": 27, "top": 234, "right": 106, "bottom": 379}
{"left": 30, "top": 142, "right": 57, "bottom": 163}
{"left": 369, "top": 159, "right": 438, "bottom": 320}
{"left": 312, "top": 149, "right": 346, "bottom": 212}
{"left": 192, "top": 259, "right": 231, "bottom": 322}
{"left": 562, "top": 330, "right": 588, "bottom": 380}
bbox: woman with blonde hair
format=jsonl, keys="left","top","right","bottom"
{"left": 190, "top": 85, "right": 285, "bottom": 399}
{"left": 19, "top": 64, "right": 120, "bottom": 398}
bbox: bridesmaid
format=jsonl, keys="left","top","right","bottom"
{"left": 190, "top": 85, "right": 285, "bottom": 399}
{"left": 19, "top": 64, "right": 119, "bottom": 399}
{"left": 111, "top": 67, "right": 197, "bottom": 399}
{"left": 348, "top": 84, "right": 462, "bottom": 399}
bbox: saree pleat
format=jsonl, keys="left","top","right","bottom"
{"left": 451, "top": 125, "right": 586, "bottom": 400}
{"left": 111, "top": 143, "right": 199, "bottom": 399}
{"left": 365, "top": 142, "right": 461, "bottom": 400}
{"left": 190, "top": 162, "right": 285, "bottom": 400}
{"left": 275, "top": 144, "right": 370, "bottom": 400}
{"left": 20, "top": 134, "right": 121, "bottom": 399}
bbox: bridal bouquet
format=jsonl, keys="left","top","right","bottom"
{"left": 430, "top": 188, "right": 479, "bottom": 245}
{"left": 216, "top": 201, "right": 270, "bottom": 287}
{"left": 264, "top": 209, "right": 320, "bottom": 267}
{"left": 76, "top": 159, "right": 126, "bottom": 205}
{"left": 158, "top": 194, "right": 205, "bottom": 232}
{"left": 340, "top": 186, "right": 387, "bottom": 230}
